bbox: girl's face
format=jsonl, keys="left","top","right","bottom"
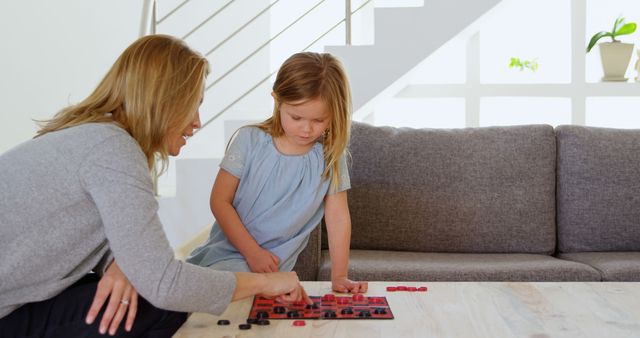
{"left": 279, "top": 96, "right": 331, "bottom": 152}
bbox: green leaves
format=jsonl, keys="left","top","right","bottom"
{"left": 587, "top": 31, "right": 613, "bottom": 52}
{"left": 509, "top": 57, "right": 539, "bottom": 72}
{"left": 615, "top": 22, "right": 637, "bottom": 36}
{"left": 586, "top": 16, "right": 637, "bottom": 53}
{"left": 612, "top": 16, "right": 624, "bottom": 33}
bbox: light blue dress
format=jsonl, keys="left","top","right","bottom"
{"left": 187, "top": 126, "right": 350, "bottom": 272}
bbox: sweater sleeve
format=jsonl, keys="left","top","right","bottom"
{"left": 94, "top": 250, "right": 114, "bottom": 276}
{"left": 79, "top": 133, "right": 236, "bottom": 314}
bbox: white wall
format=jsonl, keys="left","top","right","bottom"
{"left": 0, "top": 1, "right": 276, "bottom": 249}
{"left": 0, "top": 0, "right": 143, "bottom": 154}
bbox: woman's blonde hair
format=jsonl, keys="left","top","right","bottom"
{"left": 36, "top": 34, "right": 209, "bottom": 171}
{"left": 256, "top": 52, "right": 352, "bottom": 190}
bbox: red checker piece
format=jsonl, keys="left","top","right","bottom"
{"left": 337, "top": 297, "right": 350, "bottom": 305}
{"left": 352, "top": 294, "right": 365, "bottom": 301}
{"left": 293, "top": 320, "right": 306, "bottom": 327}
{"left": 396, "top": 286, "right": 408, "bottom": 291}
{"left": 386, "top": 286, "right": 397, "bottom": 292}
{"left": 321, "top": 294, "right": 336, "bottom": 302}
{"left": 408, "top": 287, "right": 417, "bottom": 292}
{"left": 418, "top": 286, "right": 428, "bottom": 292}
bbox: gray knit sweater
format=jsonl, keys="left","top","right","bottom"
{"left": 0, "top": 123, "right": 236, "bottom": 319}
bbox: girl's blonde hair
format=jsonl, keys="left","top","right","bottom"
{"left": 256, "top": 52, "right": 352, "bottom": 190}
{"left": 36, "top": 34, "right": 209, "bottom": 171}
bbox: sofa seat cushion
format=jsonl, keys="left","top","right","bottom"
{"left": 558, "top": 252, "right": 640, "bottom": 281}
{"left": 318, "top": 250, "right": 601, "bottom": 282}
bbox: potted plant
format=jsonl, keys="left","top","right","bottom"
{"left": 586, "top": 16, "right": 637, "bottom": 81}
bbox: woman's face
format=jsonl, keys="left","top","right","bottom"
{"left": 167, "top": 112, "right": 201, "bottom": 156}
{"left": 167, "top": 101, "right": 202, "bottom": 156}
{"left": 167, "top": 89, "right": 204, "bottom": 156}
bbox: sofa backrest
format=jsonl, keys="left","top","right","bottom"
{"left": 556, "top": 125, "right": 640, "bottom": 252}
{"left": 342, "top": 122, "right": 557, "bottom": 254}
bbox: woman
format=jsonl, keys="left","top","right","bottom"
{"left": 0, "top": 34, "right": 310, "bottom": 337}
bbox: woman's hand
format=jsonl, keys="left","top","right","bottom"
{"left": 245, "top": 247, "right": 280, "bottom": 273}
{"left": 233, "top": 271, "right": 311, "bottom": 304}
{"left": 331, "top": 276, "right": 368, "bottom": 294}
{"left": 262, "top": 272, "right": 313, "bottom": 304}
{"left": 85, "top": 260, "right": 138, "bottom": 335}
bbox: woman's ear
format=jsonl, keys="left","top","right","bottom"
{"left": 271, "top": 91, "right": 276, "bottom": 99}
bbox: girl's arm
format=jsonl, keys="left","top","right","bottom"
{"left": 211, "top": 168, "right": 280, "bottom": 272}
{"left": 324, "top": 191, "right": 368, "bottom": 293}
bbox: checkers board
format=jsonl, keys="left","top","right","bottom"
{"left": 248, "top": 294, "right": 394, "bottom": 320}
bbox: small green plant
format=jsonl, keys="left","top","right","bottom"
{"left": 509, "top": 57, "right": 538, "bottom": 72}
{"left": 586, "top": 16, "right": 637, "bottom": 52}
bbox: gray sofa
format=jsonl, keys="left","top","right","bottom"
{"left": 292, "top": 122, "right": 640, "bottom": 282}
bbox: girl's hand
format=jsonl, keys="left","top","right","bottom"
{"left": 246, "top": 247, "right": 280, "bottom": 273}
{"left": 261, "top": 272, "right": 313, "bottom": 305}
{"left": 331, "top": 276, "right": 368, "bottom": 294}
{"left": 85, "top": 260, "right": 138, "bottom": 335}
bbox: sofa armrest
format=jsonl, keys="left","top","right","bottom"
{"left": 292, "top": 224, "right": 321, "bottom": 281}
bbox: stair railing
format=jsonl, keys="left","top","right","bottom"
{"left": 197, "top": 0, "right": 371, "bottom": 132}
{"left": 141, "top": 0, "right": 372, "bottom": 194}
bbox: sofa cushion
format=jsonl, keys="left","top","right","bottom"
{"left": 559, "top": 252, "right": 640, "bottom": 281}
{"left": 318, "top": 250, "right": 601, "bottom": 281}
{"left": 556, "top": 125, "right": 640, "bottom": 252}
{"left": 342, "top": 122, "right": 556, "bottom": 254}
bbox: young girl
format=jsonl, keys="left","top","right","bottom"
{"left": 188, "top": 52, "right": 368, "bottom": 293}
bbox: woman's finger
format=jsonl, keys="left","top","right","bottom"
{"left": 99, "top": 281, "right": 125, "bottom": 335}
{"left": 280, "top": 289, "right": 299, "bottom": 303}
{"left": 108, "top": 286, "right": 131, "bottom": 335}
{"left": 300, "top": 286, "right": 313, "bottom": 304}
{"left": 125, "top": 290, "right": 138, "bottom": 332}
{"left": 85, "top": 278, "right": 112, "bottom": 325}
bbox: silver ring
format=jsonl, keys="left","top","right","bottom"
{"left": 120, "top": 299, "right": 130, "bottom": 306}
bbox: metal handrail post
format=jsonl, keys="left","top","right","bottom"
{"left": 345, "top": 0, "right": 351, "bottom": 45}
{"left": 139, "top": 0, "right": 157, "bottom": 37}
{"left": 151, "top": 1, "right": 156, "bottom": 34}
{"left": 139, "top": 0, "right": 149, "bottom": 36}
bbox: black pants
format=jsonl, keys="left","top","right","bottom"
{"left": 0, "top": 274, "right": 187, "bottom": 338}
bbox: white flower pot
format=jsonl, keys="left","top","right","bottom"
{"left": 599, "top": 42, "right": 634, "bottom": 81}
{"left": 635, "top": 51, "right": 640, "bottom": 82}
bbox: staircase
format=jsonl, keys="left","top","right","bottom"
{"left": 327, "top": 0, "right": 500, "bottom": 117}
{"left": 153, "top": 0, "right": 502, "bottom": 248}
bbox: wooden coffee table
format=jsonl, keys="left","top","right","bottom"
{"left": 173, "top": 281, "right": 640, "bottom": 337}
